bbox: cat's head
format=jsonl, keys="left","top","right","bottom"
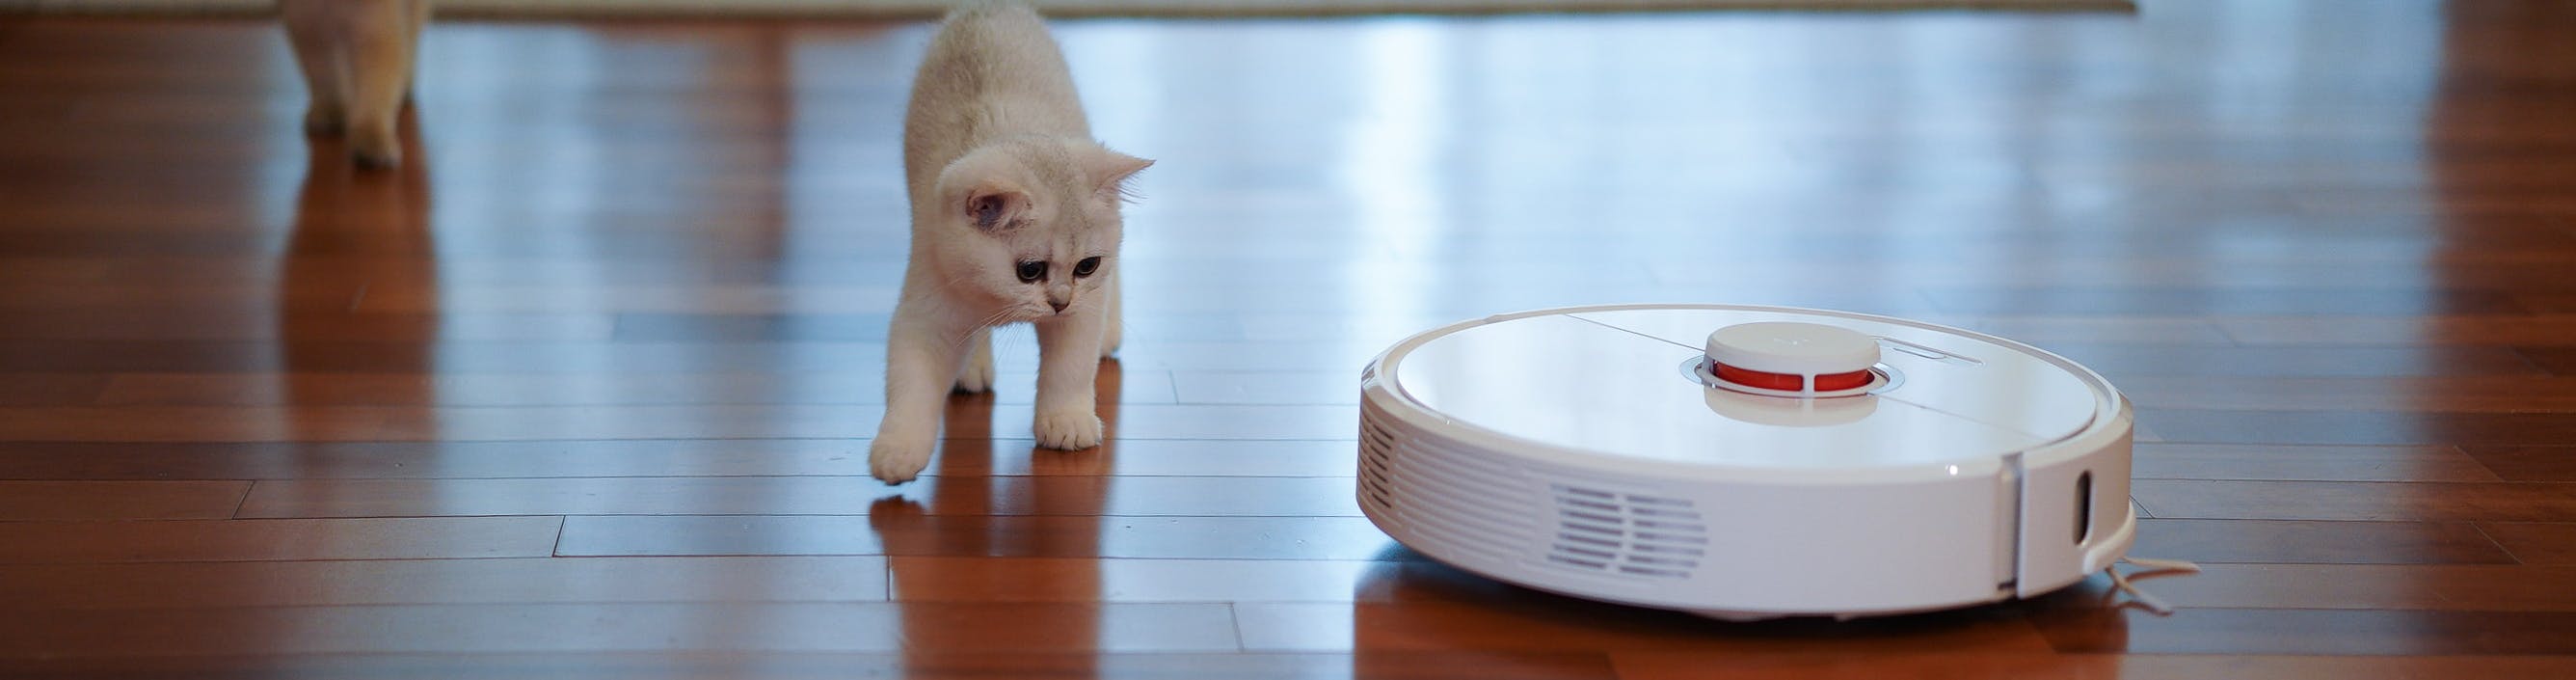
{"left": 926, "top": 136, "right": 1152, "bottom": 323}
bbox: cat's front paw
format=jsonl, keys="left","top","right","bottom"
{"left": 869, "top": 438, "right": 933, "bottom": 484}
{"left": 1033, "top": 408, "right": 1104, "bottom": 449}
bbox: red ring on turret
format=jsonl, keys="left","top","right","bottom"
{"left": 1714, "top": 363, "right": 1874, "bottom": 393}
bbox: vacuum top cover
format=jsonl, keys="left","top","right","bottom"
{"left": 1377, "top": 305, "right": 2116, "bottom": 471}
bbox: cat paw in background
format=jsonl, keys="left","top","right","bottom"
{"left": 281, "top": 0, "right": 429, "bottom": 168}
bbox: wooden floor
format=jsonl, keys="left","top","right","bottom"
{"left": 3, "top": 0, "right": 2575, "bottom": 677}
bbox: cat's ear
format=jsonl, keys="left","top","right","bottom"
{"left": 1086, "top": 149, "right": 1154, "bottom": 202}
{"left": 938, "top": 150, "right": 1032, "bottom": 231}
{"left": 962, "top": 182, "right": 1030, "bottom": 231}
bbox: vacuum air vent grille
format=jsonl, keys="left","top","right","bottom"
{"left": 1358, "top": 398, "right": 1538, "bottom": 564}
{"left": 1545, "top": 484, "right": 1706, "bottom": 580}
{"left": 1357, "top": 416, "right": 1398, "bottom": 513}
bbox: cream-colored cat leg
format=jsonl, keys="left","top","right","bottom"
{"left": 1032, "top": 305, "right": 1107, "bottom": 449}
{"left": 871, "top": 315, "right": 965, "bottom": 483}
{"left": 1100, "top": 269, "right": 1122, "bottom": 359}
{"left": 403, "top": 0, "right": 430, "bottom": 106}
{"left": 342, "top": 0, "right": 416, "bottom": 167}
{"left": 953, "top": 327, "right": 996, "bottom": 393}
{"left": 279, "top": 0, "right": 348, "bottom": 136}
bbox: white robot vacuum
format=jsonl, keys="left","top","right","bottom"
{"left": 1356, "top": 304, "right": 2137, "bottom": 620}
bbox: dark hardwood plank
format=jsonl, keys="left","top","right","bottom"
{"left": 0, "top": 340, "right": 929, "bottom": 374}
{"left": 1173, "top": 371, "right": 1356, "bottom": 406}
{"left": 368, "top": 403, "right": 1358, "bottom": 443}
{"left": 2122, "top": 564, "right": 2576, "bottom": 611}
{"left": 2139, "top": 410, "right": 2576, "bottom": 446}
{"left": 2060, "top": 345, "right": 2547, "bottom": 379}
{"left": 888, "top": 558, "right": 1392, "bottom": 604}
{"left": 353, "top": 284, "right": 910, "bottom": 314}
{"left": 1234, "top": 601, "right": 2051, "bottom": 653}
{"left": 0, "top": 652, "right": 1620, "bottom": 680}
{"left": 235, "top": 476, "right": 1358, "bottom": 518}
{"left": 2464, "top": 446, "right": 2576, "bottom": 481}
{"left": 1920, "top": 289, "right": 2530, "bottom": 316}
{"left": 2133, "top": 444, "right": 2502, "bottom": 482}
{"left": 556, "top": 515, "right": 1397, "bottom": 559}
{"left": 611, "top": 313, "right": 1251, "bottom": 343}
{"left": 2133, "top": 480, "right": 2576, "bottom": 522}
{"left": 1611, "top": 653, "right": 2576, "bottom": 680}
{"left": 0, "top": 309, "right": 614, "bottom": 341}
{"left": 2516, "top": 295, "right": 2576, "bottom": 313}
{"left": 0, "top": 283, "right": 363, "bottom": 310}
{"left": 92, "top": 369, "right": 1181, "bottom": 407}
{"left": 0, "top": 373, "right": 106, "bottom": 406}
{"left": 0, "top": 403, "right": 1356, "bottom": 442}
{"left": 1949, "top": 316, "right": 2239, "bottom": 345}
{"left": 2029, "top": 607, "right": 2576, "bottom": 655}
{"left": 0, "top": 557, "right": 890, "bottom": 609}
{"left": 0, "top": 438, "right": 1356, "bottom": 480}
{"left": 2131, "top": 519, "right": 2515, "bottom": 564}
{"left": 0, "top": 406, "right": 388, "bottom": 442}
{"left": 2482, "top": 523, "right": 2576, "bottom": 565}
{"left": 2219, "top": 315, "right": 2576, "bottom": 346}
{"left": 1619, "top": 652, "right": 2108, "bottom": 680}
{"left": 2120, "top": 377, "right": 2576, "bottom": 413}
{"left": 0, "top": 517, "right": 562, "bottom": 563}
{"left": 0, "top": 480, "right": 248, "bottom": 520}
{"left": 2518, "top": 347, "right": 2576, "bottom": 375}
{"left": 0, "top": 603, "right": 1239, "bottom": 656}
{"left": 1646, "top": 258, "right": 2576, "bottom": 291}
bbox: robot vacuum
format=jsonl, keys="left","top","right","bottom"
{"left": 1356, "top": 304, "right": 2136, "bottom": 620}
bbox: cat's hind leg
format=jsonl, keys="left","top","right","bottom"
{"left": 279, "top": 0, "right": 348, "bottom": 136}
{"left": 342, "top": 0, "right": 417, "bottom": 167}
{"left": 403, "top": 0, "right": 430, "bottom": 106}
{"left": 1099, "top": 269, "right": 1122, "bottom": 359}
{"left": 953, "top": 327, "right": 996, "bottom": 393}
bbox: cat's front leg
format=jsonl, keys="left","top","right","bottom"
{"left": 1032, "top": 305, "right": 1107, "bottom": 449}
{"left": 871, "top": 313, "right": 965, "bottom": 483}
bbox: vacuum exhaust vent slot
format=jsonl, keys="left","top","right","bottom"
{"left": 2075, "top": 471, "right": 2094, "bottom": 544}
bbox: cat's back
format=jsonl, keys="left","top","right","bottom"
{"left": 904, "top": 4, "right": 1088, "bottom": 187}
{"left": 928, "top": 3, "right": 1057, "bottom": 62}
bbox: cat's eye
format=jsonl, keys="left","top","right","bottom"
{"left": 1015, "top": 260, "right": 1047, "bottom": 283}
{"left": 1073, "top": 257, "right": 1103, "bottom": 278}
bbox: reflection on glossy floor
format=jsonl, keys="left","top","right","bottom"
{"left": 3, "top": 0, "right": 2576, "bottom": 677}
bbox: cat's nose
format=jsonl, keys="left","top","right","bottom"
{"left": 1049, "top": 299, "right": 1070, "bottom": 313}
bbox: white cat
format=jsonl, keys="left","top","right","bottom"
{"left": 870, "top": 4, "right": 1153, "bottom": 484}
